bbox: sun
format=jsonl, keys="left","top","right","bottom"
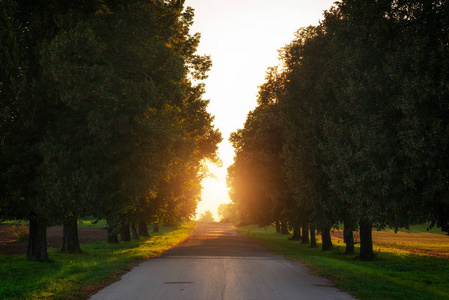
{"left": 198, "top": 162, "right": 231, "bottom": 219}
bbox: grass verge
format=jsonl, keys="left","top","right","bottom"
{"left": 76, "top": 219, "right": 107, "bottom": 229}
{"left": 237, "top": 225, "right": 449, "bottom": 300}
{"left": 0, "top": 221, "right": 195, "bottom": 299}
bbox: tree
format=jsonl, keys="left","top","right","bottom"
{"left": 385, "top": 0, "right": 449, "bottom": 233}
{"left": 0, "top": 0, "right": 73, "bottom": 260}
{"left": 198, "top": 210, "right": 215, "bottom": 222}
{"left": 1, "top": 0, "right": 221, "bottom": 258}
{"left": 280, "top": 26, "right": 337, "bottom": 251}
{"left": 227, "top": 67, "right": 294, "bottom": 229}
{"left": 217, "top": 202, "right": 240, "bottom": 224}
{"left": 39, "top": 0, "right": 221, "bottom": 245}
{"left": 316, "top": 0, "right": 414, "bottom": 259}
{"left": 280, "top": 0, "right": 449, "bottom": 258}
{"left": 227, "top": 108, "right": 279, "bottom": 226}
{"left": 227, "top": 0, "right": 449, "bottom": 260}
{"left": 35, "top": 1, "right": 178, "bottom": 247}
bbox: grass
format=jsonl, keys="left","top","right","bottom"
{"left": 237, "top": 225, "right": 449, "bottom": 300}
{"left": 330, "top": 226, "right": 449, "bottom": 256}
{"left": 387, "top": 225, "right": 446, "bottom": 234}
{"left": 76, "top": 219, "right": 107, "bottom": 229}
{"left": 0, "top": 220, "right": 28, "bottom": 226}
{"left": 370, "top": 230, "right": 449, "bottom": 255}
{"left": 0, "top": 221, "right": 195, "bottom": 299}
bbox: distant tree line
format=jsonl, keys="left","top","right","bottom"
{"left": 217, "top": 202, "right": 240, "bottom": 224}
{"left": 0, "top": 0, "right": 221, "bottom": 260}
{"left": 227, "top": 0, "right": 449, "bottom": 260}
{"left": 197, "top": 210, "right": 215, "bottom": 222}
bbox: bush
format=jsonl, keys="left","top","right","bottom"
{"left": 15, "top": 224, "right": 29, "bottom": 242}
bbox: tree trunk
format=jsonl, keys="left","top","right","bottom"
{"left": 62, "top": 217, "right": 82, "bottom": 253}
{"left": 343, "top": 221, "right": 355, "bottom": 255}
{"left": 301, "top": 223, "right": 309, "bottom": 244}
{"left": 281, "top": 220, "right": 289, "bottom": 234}
{"left": 321, "top": 226, "right": 333, "bottom": 251}
{"left": 310, "top": 224, "right": 317, "bottom": 248}
{"left": 107, "top": 227, "right": 119, "bottom": 243}
{"left": 121, "top": 223, "right": 131, "bottom": 241}
{"left": 130, "top": 224, "right": 139, "bottom": 239}
{"left": 153, "top": 223, "right": 159, "bottom": 233}
{"left": 359, "top": 219, "right": 375, "bottom": 260}
{"left": 107, "top": 218, "right": 119, "bottom": 243}
{"left": 138, "top": 221, "right": 149, "bottom": 237}
{"left": 27, "top": 218, "right": 48, "bottom": 261}
{"left": 275, "top": 220, "right": 281, "bottom": 233}
{"left": 289, "top": 222, "right": 301, "bottom": 240}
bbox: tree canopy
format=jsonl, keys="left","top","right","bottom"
{"left": 227, "top": 0, "right": 449, "bottom": 260}
{"left": 1, "top": 0, "right": 221, "bottom": 260}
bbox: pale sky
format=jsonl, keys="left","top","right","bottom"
{"left": 186, "top": 0, "right": 337, "bottom": 219}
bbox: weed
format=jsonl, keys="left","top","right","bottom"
{"left": 14, "top": 224, "right": 29, "bottom": 242}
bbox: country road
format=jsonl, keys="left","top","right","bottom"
{"left": 90, "top": 222, "right": 356, "bottom": 300}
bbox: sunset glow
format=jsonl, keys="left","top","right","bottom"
{"left": 187, "top": 0, "right": 337, "bottom": 219}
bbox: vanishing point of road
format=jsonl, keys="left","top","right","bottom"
{"left": 90, "top": 222, "right": 356, "bottom": 300}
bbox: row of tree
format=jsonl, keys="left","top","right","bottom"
{"left": 227, "top": 0, "right": 448, "bottom": 260}
{"left": 197, "top": 209, "right": 215, "bottom": 222}
{"left": 217, "top": 202, "right": 240, "bottom": 224}
{"left": 1, "top": 0, "right": 221, "bottom": 260}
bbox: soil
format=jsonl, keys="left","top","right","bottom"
{"left": 0, "top": 225, "right": 107, "bottom": 255}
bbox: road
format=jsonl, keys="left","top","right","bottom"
{"left": 90, "top": 222, "right": 356, "bottom": 300}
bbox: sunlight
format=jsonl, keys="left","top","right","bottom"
{"left": 202, "top": 177, "right": 226, "bottom": 197}
{"left": 187, "top": 0, "right": 337, "bottom": 219}
{"left": 198, "top": 161, "right": 231, "bottom": 220}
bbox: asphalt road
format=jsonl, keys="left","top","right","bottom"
{"left": 90, "top": 222, "right": 356, "bottom": 300}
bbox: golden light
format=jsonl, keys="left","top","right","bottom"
{"left": 187, "top": 0, "right": 337, "bottom": 219}
{"left": 198, "top": 156, "right": 232, "bottom": 220}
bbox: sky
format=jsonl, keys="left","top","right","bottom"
{"left": 185, "top": 0, "right": 337, "bottom": 219}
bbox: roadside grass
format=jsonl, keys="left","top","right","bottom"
{"left": 76, "top": 219, "right": 107, "bottom": 229}
{"left": 0, "top": 221, "right": 195, "bottom": 299}
{"left": 237, "top": 225, "right": 449, "bottom": 300}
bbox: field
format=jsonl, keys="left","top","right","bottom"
{"left": 0, "top": 221, "right": 108, "bottom": 256}
{"left": 237, "top": 225, "right": 449, "bottom": 300}
{"left": 330, "top": 227, "right": 449, "bottom": 258}
{"left": 0, "top": 221, "right": 195, "bottom": 299}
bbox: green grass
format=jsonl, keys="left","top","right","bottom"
{"left": 0, "top": 221, "right": 195, "bottom": 299}
{"left": 0, "top": 220, "right": 28, "bottom": 226}
{"left": 76, "top": 219, "right": 107, "bottom": 229}
{"left": 384, "top": 225, "right": 446, "bottom": 234}
{"left": 237, "top": 225, "right": 449, "bottom": 300}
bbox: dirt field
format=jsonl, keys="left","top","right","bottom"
{"left": 0, "top": 225, "right": 107, "bottom": 255}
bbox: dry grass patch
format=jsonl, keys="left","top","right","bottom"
{"left": 372, "top": 231, "right": 449, "bottom": 257}
{"left": 331, "top": 228, "right": 449, "bottom": 258}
